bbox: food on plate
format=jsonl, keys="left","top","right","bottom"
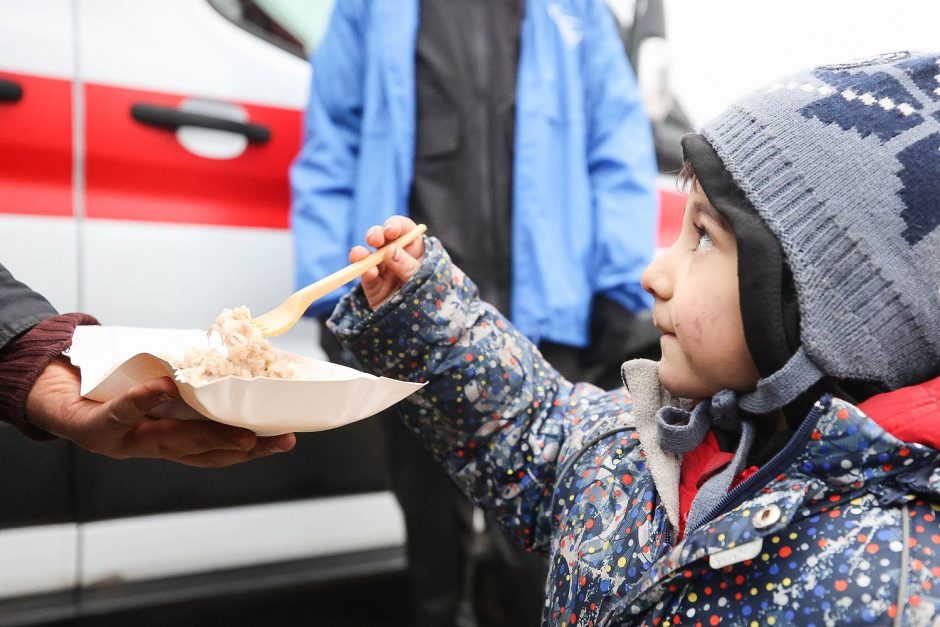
{"left": 170, "top": 306, "right": 315, "bottom": 385}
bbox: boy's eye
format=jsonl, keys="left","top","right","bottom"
{"left": 693, "top": 226, "right": 715, "bottom": 251}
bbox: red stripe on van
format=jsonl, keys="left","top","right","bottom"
{"left": 84, "top": 83, "right": 301, "bottom": 229}
{"left": 1, "top": 73, "right": 686, "bottom": 247}
{"left": 658, "top": 188, "right": 685, "bottom": 248}
{"left": 0, "top": 70, "right": 72, "bottom": 217}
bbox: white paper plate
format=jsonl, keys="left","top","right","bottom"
{"left": 67, "top": 326, "right": 424, "bottom": 436}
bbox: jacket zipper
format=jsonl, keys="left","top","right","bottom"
{"left": 690, "top": 395, "right": 829, "bottom": 533}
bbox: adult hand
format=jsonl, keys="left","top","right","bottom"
{"left": 25, "top": 357, "right": 296, "bottom": 467}
{"left": 352, "top": 216, "right": 426, "bottom": 310}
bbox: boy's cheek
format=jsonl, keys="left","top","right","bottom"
{"left": 659, "top": 347, "right": 721, "bottom": 399}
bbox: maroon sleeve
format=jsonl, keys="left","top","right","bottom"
{"left": 0, "top": 313, "right": 99, "bottom": 439}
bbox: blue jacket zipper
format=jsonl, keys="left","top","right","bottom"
{"left": 690, "top": 394, "right": 830, "bottom": 533}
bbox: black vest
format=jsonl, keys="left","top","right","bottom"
{"left": 408, "top": 0, "right": 522, "bottom": 314}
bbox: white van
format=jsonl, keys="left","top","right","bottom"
{"left": 0, "top": 2, "right": 413, "bottom": 624}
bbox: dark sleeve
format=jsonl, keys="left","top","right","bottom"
{"left": 0, "top": 262, "right": 58, "bottom": 350}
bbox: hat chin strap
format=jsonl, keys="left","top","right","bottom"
{"left": 738, "top": 346, "right": 824, "bottom": 414}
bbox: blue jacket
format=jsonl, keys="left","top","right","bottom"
{"left": 332, "top": 240, "right": 940, "bottom": 626}
{"left": 291, "top": 0, "right": 657, "bottom": 347}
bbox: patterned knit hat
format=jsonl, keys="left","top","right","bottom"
{"left": 695, "top": 51, "right": 940, "bottom": 412}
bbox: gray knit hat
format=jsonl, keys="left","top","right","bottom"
{"left": 699, "top": 51, "right": 940, "bottom": 411}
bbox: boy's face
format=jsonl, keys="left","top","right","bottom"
{"left": 641, "top": 184, "right": 759, "bottom": 399}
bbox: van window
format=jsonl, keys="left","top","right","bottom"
{"left": 208, "top": 0, "right": 336, "bottom": 58}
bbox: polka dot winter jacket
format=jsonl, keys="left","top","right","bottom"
{"left": 329, "top": 239, "right": 940, "bottom": 626}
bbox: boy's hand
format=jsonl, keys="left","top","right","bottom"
{"left": 353, "top": 216, "right": 425, "bottom": 310}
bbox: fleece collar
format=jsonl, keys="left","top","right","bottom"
{"left": 621, "top": 359, "right": 689, "bottom": 531}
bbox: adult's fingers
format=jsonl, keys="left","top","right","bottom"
{"left": 173, "top": 433, "right": 297, "bottom": 468}
{"left": 101, "top": 377, "right": 179, "bottom": 431}
{"left": 118, "top": 417, "right": 259, "bottom": 460}
{"left": 174, "top": 449, "right": 261, "bottom": 468}
{"left": 259, "top": 432, "right": 296, "bottom": 454}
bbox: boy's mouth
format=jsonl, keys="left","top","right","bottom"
{"left": 651, "top": 310, "right": 675, "bottom": 336}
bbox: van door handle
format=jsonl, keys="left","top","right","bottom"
{"left": 0, "top": 79, "right": 23, "bottom": 103}
{"left": 130, "top": 103, "right": 271, "bottom": 143}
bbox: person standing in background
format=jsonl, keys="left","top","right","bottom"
{"left": 290, "top": 1, "right": 657, "bottom": 624}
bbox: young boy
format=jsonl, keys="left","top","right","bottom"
{"left": 329, "top": 51, "right": 940, "bottom": 625}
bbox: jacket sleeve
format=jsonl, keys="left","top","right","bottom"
{"left": 583, "top": 0, "right": 659, "bottom": 313}
{"left": 0, "top": 313, "right": 98, "bottom": 438}
{"left": 290, "top": 0, "right": 367, "bottom": 318}
{"left": 0, "top": 262, "right": 99, "bottom": 437}
{"left": 329, "top": 239, "right": 634, "bottom": 553}
{"left": 0, "top": 262, "right": 57, "bottom": 350}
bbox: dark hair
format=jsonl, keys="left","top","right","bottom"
{"left": 676, "top": 159, "right": 734, "bottom": 232}
{"left": 677, "top": 159, "right": 696, "bottom": 192}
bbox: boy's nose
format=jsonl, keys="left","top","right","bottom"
{"left": 641, "top": 254, "right": 671, "bottom": 301}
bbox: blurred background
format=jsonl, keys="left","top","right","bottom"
{"left": 0, "top": 1, "right": 937, "bottom": 625}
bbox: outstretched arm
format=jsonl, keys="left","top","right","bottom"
{"left": 330, "top": 218, "right": 632, "bottom": 553}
